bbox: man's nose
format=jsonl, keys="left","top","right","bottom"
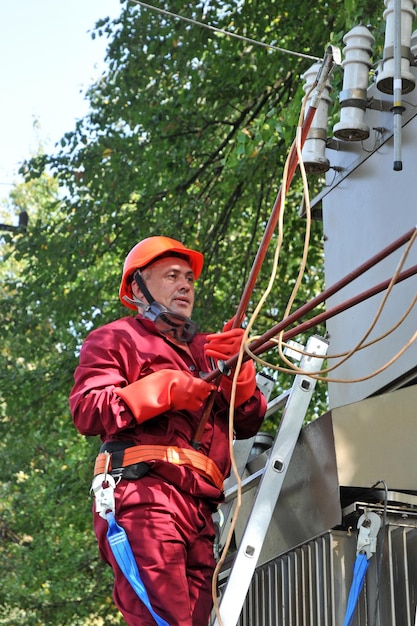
{"left": 178, "top": 277, "right": 191, "bottom": 292}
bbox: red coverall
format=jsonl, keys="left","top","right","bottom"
{"left": 70, "top": 315, "right": 266, "bottom": 626}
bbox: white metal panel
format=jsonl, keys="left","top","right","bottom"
{"left": 332, "top": 384, "right": 417, "bottom": 491}
{"left": 319, "top": 69, "right": 417, "bottom": 408}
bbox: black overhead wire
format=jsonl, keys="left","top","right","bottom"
{"left": 128, "top": 0, "right": 322, "bottom": 62}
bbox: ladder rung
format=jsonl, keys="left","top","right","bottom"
{"left": 223, "top": 468, "right": 264, "bottom": 502}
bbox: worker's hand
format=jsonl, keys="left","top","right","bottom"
{"left": 204, "top": 317, "right": 244, "bottom": 363}
{"left": 115, "top": 369, "right": 216, "bottom": 423}
{"left": 167, "top": 370, "right": 216, "bottom": 410}
{"left": 204, "top": 319, "right": 257, "bottom": 407}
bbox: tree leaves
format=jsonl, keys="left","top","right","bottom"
{"left": 0, "top": 0, "right": 387, "bottom": 621}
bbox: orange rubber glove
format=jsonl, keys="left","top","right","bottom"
{"left": 204, "top": 319, "right": 257, "bottom": 407}
{"left": 115, "top": 369, "right": 216, "bottom": 424}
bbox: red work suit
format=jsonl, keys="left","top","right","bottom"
{"left": 70, "top": 314, "right": 267, "bottom": 626}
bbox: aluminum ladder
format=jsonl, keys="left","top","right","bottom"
{"left": 212, "top": 334, "right": 329, "bottom": 626}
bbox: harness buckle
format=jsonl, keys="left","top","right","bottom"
{"left": 91, "top": 473, "right": 116, "bottom": 519}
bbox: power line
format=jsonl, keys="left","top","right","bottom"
{"left": 128, "top": 0, "right": 321, "bottom": 63}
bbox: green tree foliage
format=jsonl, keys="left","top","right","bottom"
{"left": 1, "top": 0, "right": 385, "bottom": 622}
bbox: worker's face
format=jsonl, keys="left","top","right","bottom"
{"left": 133, "top": 256, "right": 195, "bottom": 318}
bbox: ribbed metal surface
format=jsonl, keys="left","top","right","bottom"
{"left": 217, "top": 521, "right": 417, "bottom": 626}
{"left": 235, "top": 532, "right": 336, "bottom": 626}
{"left": 385, "top": 525, "right": 417, "bottom": 625}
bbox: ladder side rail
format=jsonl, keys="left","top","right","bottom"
{"left": 213, "top": 335, "right": 328, "bottom": 626}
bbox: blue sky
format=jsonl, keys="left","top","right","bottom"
{"left": 0, "top": 0, "right": 123, "bottom": 199}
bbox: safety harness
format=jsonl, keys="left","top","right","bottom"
{"left": 91, "top": 464, "right": 169, "bottom": 626}
{"left": 94, "top": 442, "right": 225, "bottom": 491}
{"left": 91, "top": 443, "right": 225, "bottom": 624}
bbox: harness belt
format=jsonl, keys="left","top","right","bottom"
{"left": 94, "top": 444, "right": 225, "bottom": 491}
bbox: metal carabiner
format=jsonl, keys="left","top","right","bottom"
{"left": 90, "top": 470, "right": 117, "bottom": 520}
{"left": 356, "top": 510, "right": 381, "bottom": 559}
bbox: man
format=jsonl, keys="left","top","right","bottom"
{"left": 70, "top": 236, "right": 267, "bottom": 626}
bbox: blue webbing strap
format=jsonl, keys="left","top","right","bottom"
{"left": 105, "top": 511, "right": 170, "bottom": 626}
{"left": 342, "top": 552, "right": 369, "bottom": 626}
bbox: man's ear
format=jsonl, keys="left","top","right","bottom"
{"left": 131, "top": 280, "right": 145, "bottom": 302}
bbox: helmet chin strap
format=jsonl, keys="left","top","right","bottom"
{"left": 130, "top": 270, "right": 198, "bottom": 343}
{"left": 120, "top": 270, "right": 158, "bottom": 310}
{"left": 133, "top": 270, "right": 157, "bottom": 308}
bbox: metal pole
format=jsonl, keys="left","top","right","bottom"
{"left": 233, "top": 47, "right": 337, "bottom": 328}
{"left": 253, "top": 261, "right": 417, "bottom": 357}
{"left": 192, "top": 48, "right": 338, "bottom": 446}
{"left": 203, "top": 226, "right": 417, "bottom": 380}
{"left": 393, "top": 0, "right": 404, "bottom": 171}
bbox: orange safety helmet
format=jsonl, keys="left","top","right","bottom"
{"left": 119, "top": 236, "right": 204, "bottom": 310}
